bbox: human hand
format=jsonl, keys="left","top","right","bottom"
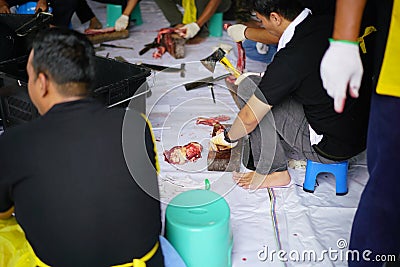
{"left": 115, "top": 14, "right": 129, "bottom": 31}
{"left": 35, "top": 0, "right": 48, "bottom": 12}
{"left": 227, "top": 24, "right": 247, "bottom": 42}
{"left": 178, "top": 22, "right": 200, "bottom": 39}
{"left": 234, "top": 72, "right": 262, "bottom": 85}
{"left": 320, "top": 39, "right": 363, "bottom": 113}
{"left": 0, "top": 1, "right": 10, "bottom": 13}
{"left": 210, "top": 131, "right": 238, "bottom": 150}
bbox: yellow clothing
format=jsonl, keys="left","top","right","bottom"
{"left": 182, "top": 0, "right": 197, "bottom": 24}
{"left": 0, "top": 218, "right": 159, "bottom": 267}
{"left": 0, "top": 217, "right": 37, "bottom": 267}
{"left": 376, "top": 0, "right": 400, "bottom": 97}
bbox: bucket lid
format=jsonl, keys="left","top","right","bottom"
{"left": 166, "top": 190, "right": 230, "bottom": 227}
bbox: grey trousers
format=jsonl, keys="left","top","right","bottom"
{"left": 154, "top": 0, "right": 231, "bottom": 37}
{"left": 237, "top": 76, "right": 336, "bottom": 175}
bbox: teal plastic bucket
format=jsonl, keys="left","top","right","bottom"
{"left": 165, "top": 189, "right": 232, "bottom": 267}
{"left": 208, "top": 12, "right": 223, "bottom": 37}
{"left": 130, "top": 4, "right": 142, "bottom": 25}
{"left": 106, "top": 4, "right": 122, "bottom": 27}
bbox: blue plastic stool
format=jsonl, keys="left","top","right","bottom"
{"left": 303, "top": 160, "right": 349, "bottom": 195}
{"left": 16, "top": 2, "right": 37, "bottom": 14}
{"left": 165, "top": 189, "right": 232, "bottom": 267}
{"left": 16, "top": 1, "right": 52, "bottom": 14}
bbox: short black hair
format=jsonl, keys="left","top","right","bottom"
{"left": 248, "top": 0, "right": 304, "bottom": 21}
{"left": 31, "top": 28, "right": 95, "bottom": 94}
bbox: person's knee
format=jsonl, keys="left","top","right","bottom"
{"left": 237, "top": 75, "right": 261, "bottom": 102}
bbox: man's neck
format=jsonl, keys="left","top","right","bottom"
{"left": 277, "top": 9, "right": 311, "bottom": 51}
{"left": 40, "top": 96, "right": 86, "bottom": 115}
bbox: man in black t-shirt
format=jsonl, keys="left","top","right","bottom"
{"left": 0, "top": 28, "right": 164, "bottom": 267}
{"left": 211, "top": 0, "right": 370, "bottom": 189}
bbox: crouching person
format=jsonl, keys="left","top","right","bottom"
{"left": 211, "top": 0, "right": 371, "bottom": 190}
{"left": 0, "top": 28, "right": 165, "bottom": 267}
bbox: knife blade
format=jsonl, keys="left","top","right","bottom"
{"left": 184, "top": 73, "right": 230, "bottom": 91}
{"left": 100, "top": 43, "right": 134, "bottom": 50}
{"left": 139, "top": 39, "right": 159, "bottom": 55}
{"left": 138, "top": 63, "right": 183, "bottom": 72}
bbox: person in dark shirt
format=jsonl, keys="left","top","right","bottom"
{"left": 154, "top": 0, "right": 232, "bottom": 40}
{"left": 0, "top": 28, "right": 164, "bottom": 267}
{"left": 0, "top": 0, "right": 47, "bottom": 13}
{"left": 0, "top": 0, "right": 102, "bottom": 30}
{"left": 227, "top": 0, "right": 336, "bottom": 47}
{"left": 211, "top": 0, "right": 370, "bottom": 189}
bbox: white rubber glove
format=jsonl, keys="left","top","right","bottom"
{"left": 179, "top": 22, "right": 200, "bottom": 39}
{"left": 115, "top": 14, "right": 129, "bottom": 31}
{"left": 234, "top": 72, "right": 263, "bottom": 85}
{"left": 210, "top": 132, "right": 238, "bottom": 150}
{"left": 320, "top": 39, "right": 363, "bottom": 113}
{"left": 256, "top": 42, "right": 268, "bottom": 54}
{"left": 227, "top": 24, "right": 247, "bottom": 42}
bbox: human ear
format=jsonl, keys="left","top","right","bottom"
{"left": 270, "top": 12, "right": 282, "bottom": 26}
{"left": 37, "top": 72, "right": 49, "bottom": 98}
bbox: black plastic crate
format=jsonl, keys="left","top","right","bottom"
{"left": 0, "top": 13, "right": 51, "bottom": 61}
{"left": 0, "top": 55, "right": 151, "bottom": 128}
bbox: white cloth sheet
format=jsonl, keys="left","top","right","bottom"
{"left": 72, "top": 2, "right": 369, "bottom": 266}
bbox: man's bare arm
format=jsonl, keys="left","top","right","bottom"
{"left": 196, "top": 0, "right": 222, "bottom": 27}
{"left": 332, "top": 0, "right": 367, "bottom": 41}
{"left": 245, "top": 27, "right": 279, "bottom": 44}
{"left": 123, "top": 0, "right": 139, "bottom": 16}
{"left": 227, "top": 94, "right": 271, "bottom": 141}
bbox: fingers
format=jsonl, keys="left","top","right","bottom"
{"left": 321, "top": 74, "right": 348, "bottom": 114}
{"left": 334, "top": 95, "right": 346, "bottom": 113}
{"left": 349, "top": 71, "right": 362, "bottom": 98}
{"left": 35, "top": 1, "right": 47, "bottom": 12}
{"left": 175, "top": 26, "right": 186, "bottom": 38}
{"left": 0, "top": 6, "right": 10, "bottom": 14}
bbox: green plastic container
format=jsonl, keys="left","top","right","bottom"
{"left": 106, "top": 4, "right": 142, "bottom": 27}
{"left": 165, "top": 189, "right": 232, "bottom": 267}
{"left": 208, "top": 12, "right": 223, "bottom": 37}
{"left": 106, "top": 4, "right": 122, "bottom": 27}
{"left": 130, "top": 4, "right": 142, "bottom": 26}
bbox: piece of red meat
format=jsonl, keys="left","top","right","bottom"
{"left": 224, "top": 23, "right": 246, "bottom": 76}
{"left": 185, "top": 142, "right": 203, "bottom": 162}
{"left": 163, "top": 142, "right": 203, "bottom": 164}
{"left": 196, "top": 115, "right": 230, "bottom": 126}
{"left": 84, "top": 27, "right": 115, "bottom": 35}
{"left": 236, "top": 41, "right": 246, "bottom": 73}
{"left": 153, "top": 46, "right": 166, "bottom": 59}
{"left": 212, "top": 123, "right": 226, "bottom": 137}
{"left": 151, "top": 28, "right": 181, "bottom": 59}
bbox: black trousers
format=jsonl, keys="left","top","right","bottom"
{"left": 7, "top": 0, "right": 129, "bottom": 27}
{"left": 50, "top": 0, "right": 127, "bottom": 27}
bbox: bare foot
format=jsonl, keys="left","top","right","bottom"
{"left": 88, "top": 17, "right": 102, "bottom": 30}
{"left": 232, "top": 170, "right": 291, "bottom": 190}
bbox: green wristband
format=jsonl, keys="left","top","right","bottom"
{"left": 329, "top": 38, "right": 359, "bottom": 45}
